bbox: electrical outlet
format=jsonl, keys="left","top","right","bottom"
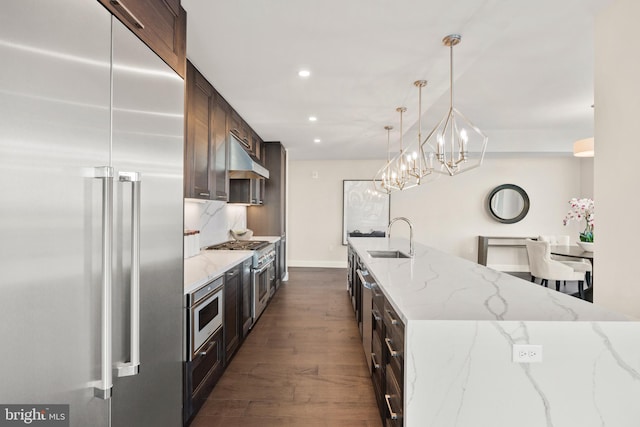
{"left": 512, "top": 344, "right": 543, "bottom": 363}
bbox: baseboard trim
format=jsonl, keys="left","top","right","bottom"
{"left": 288, "top": 260, "right": 347, "bottom": 269}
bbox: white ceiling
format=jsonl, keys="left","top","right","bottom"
{"left": 181, "top": 0, "right": 610, "bottom": 160}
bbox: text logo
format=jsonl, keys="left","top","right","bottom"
{"left": 0, "top": 405, "right": 69, "bottom": 427}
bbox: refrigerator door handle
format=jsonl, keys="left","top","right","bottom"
{"left": 116, "top": 171, "right": 142, "bottom": 378}
{"left": 94, "top": 166, "right": 114, "bottom": 399}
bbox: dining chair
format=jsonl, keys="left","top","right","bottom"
{"left": 537, "top": 235, "right": 592, "bottom": 288}
{"left": 524, "top": 239, "right": 587, "bottom": 299}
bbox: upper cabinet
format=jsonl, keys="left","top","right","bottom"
{"left": 98, "top": 0, "right": 187, "bottom": 78}
{"left": 229, "top": 111, "right": 250, "bottom": 150}
{"left": 185, "top": 61, "right": 228, "bottom": 201}
{"left": 212, "top": 93, "right": 230, "bottom": 201}
{"left": 247, "top": 142, "right": 286, "bottom": 235}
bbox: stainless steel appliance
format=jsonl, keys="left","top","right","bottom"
{"left": 206, "top": 240, "right": 276, "bottom": 323}
{"left": 184, "top": 277, "right": 224, "bottom": 423}
{"left": 0, "top": 2, "right": 184, "bottom": 426}
{"left": 187, "top": 278, "right": 224, "bottom": 359}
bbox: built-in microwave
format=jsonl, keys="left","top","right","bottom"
{"left": 187, "top": 276, "right": 224, "bottom": 361}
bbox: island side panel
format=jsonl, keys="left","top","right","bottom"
{"left": 405, "top": 320, "right": 640, "bottom": 427}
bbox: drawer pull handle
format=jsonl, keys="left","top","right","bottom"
{"left": 385, "top": 338, "right": 400, "bottom": 358}
{"left": 372, "top": 309, "right": 382, "bottom": 322}
{"left": 199, "top": 192, "right": 210, "bottom": 197}
{"left": 371, "top": 353, "right": 380, "bottom": 370}
{"left": 386, "top": 309, "right": 399, "bottom": 325}
{"left": 384, "top": 394, "right": 398, "bottom": 420}
{"left": 199, "top": 340, "right": 215, "bottom": 358}
{"left": 110, "top": 0, "right": 144, "bottom": 29}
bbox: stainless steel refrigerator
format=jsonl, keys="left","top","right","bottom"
{"left": 0, "top": 1, "right": 184, "bottom": 426}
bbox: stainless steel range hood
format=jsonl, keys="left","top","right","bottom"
{"left": 229, "top": 134, "right": 270, "bottom": 179}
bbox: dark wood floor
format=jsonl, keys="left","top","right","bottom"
{"left": 191, "top": 267, "right": 382, "bottom": 427}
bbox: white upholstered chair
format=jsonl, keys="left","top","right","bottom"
{"left": 537, "top": 235, "right": 592, "bottom": 287}
{"left": 524, "top": 239, "right": 588, "bottom": 299}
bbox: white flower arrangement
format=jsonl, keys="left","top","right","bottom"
{"left": 562, "top": 198, "right": 594, "bottom": 242}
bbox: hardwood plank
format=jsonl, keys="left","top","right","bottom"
{"left": 190, "top": 267, "right": 382, "bottom": 427}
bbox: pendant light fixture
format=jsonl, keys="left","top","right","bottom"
{"left": 406, "top": 80, "right": 434, "bottom": 182}
{"left": 422, "top": 34, "right": 487, "bottom": 176}
{"left": 374, "top": 125, "right": 394, "bottom": 194}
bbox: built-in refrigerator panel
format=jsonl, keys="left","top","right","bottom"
{"left": 1, "top": 1, "right": 184, "bottom": 426}
{"left": 0, "top": 0, "right": 112, "bottom": 426}
{"left": 110, "top": 18, "right": 184, "bottom": 427}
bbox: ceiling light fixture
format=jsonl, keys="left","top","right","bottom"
{"left": 376, "top": 107, "right": 420, "bottom": 192}
{"left": 313, "top": 138, "right": 321, "bottom": 143}
{"left": 422, "top": 34, "right": 487, "bottom": 176}
{"left": 405, "top": 80, "right": 434, "bottom": 182}
{"left": 373, "top": 125, "right": 394, "bottom": 194}
{"left": 573, "top": 137, "right": 594, "bottom": 157}
{"left": 298, "top": 69, "right": 311, "bottom": 78}
{"left": 308, "top": 116, "right": 317, "bottom": 122}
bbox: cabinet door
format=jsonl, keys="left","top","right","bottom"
{"left": 185, "top": 61, "right": 214, "bottom": 199}
{"left": 224, "top": 266, "right": 242, "bottom": 363}
{"left": 230, "top": 111, "right": 250, "bottom": 149}
{"left": 98, "top": 0, "right": 186, "bottom": 77}
{"left": 241, "top": 260, "right": 252, "bottom": 336}
{"left": 250, "top": 130, "right": 263, "bottom": 159}
{"left": 212, "top": 93, "right": 229, "bottom": 201}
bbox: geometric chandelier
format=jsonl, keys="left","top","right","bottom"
{"left": 422, "top": 34, "right": 488, "bottom": 176}
{"left": 374, "top": 80, "right": 435, "bottom": 193}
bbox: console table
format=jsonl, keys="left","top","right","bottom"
{"left": 477, "top": 235, "right": 535, "bottom": 266}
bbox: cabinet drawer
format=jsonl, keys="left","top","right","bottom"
{"left": 385, "top": 367, "right": 404, "bottom": 427}
{"left": 372, "top": 282, "right": 385, "bottom": 314}
{"left": 372, "top": 304, "right": 384, "bottom": 343}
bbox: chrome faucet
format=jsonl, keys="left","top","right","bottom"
{"left": 387, "top": 217, "right": 414, "bottom": 257}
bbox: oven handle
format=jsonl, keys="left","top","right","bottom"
{"left": 115, "top": 171, "right": 141, "bottom": 378}
{"left": 93, "top": 166, "right": 113, "bottom": 399}
{"left": 252, "top": 261, "right": 272, "bottom": 275}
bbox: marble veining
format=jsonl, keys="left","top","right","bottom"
{"left": 351, "top": 237, "right": 640, "bottom": 426}
{"left": 349, "top": 237, "right": 629, "bottom": 322}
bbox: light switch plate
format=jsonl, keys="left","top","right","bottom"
{"left": 512, "top": 344, "right": 543, "bottom": 363}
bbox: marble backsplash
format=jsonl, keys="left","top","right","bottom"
{"left": 184, "top": 199, "right": 247, "bottom": 248}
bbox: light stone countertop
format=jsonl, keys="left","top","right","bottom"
{"left": 349, "top": 237, "right": 630, "bottom": 323}
{"left": 183, "top": 235, "right": 281, "bottom": 295}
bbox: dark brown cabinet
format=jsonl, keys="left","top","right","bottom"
{"left": 229, "top": 111, "right": 250, "bottom": 149}
{"left": 383, "top": 301, "right": 404, "bottom": 427}
{"left": 212, "top": 94, "right": 230, "bottom": 200}
{"left": 224, "top": 265, "right": 242, "bottom": 363}
{"left": 241, "top": 259, "right": 252, "bottom": 337}
{"left": 185, "top": 61, "right": 228, "bottom": 201}
{"left": 347, "top": 244, "right": 404, "bottom": 426}
{"left": 185, "top": 61, "right": 214, "bottom": 199}
{"left": 98, "top": 0, "right": 186, "bottom": 78}
{"left": 184, "top": 327, "right": 223, "bottom": 425}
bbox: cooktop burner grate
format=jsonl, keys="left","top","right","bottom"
{"left": 205, "top": 240, "right": 269, "bottom": 251}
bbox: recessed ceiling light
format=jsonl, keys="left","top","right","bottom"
{"left": 308, "top": 116, "right": 317, "bottom": 122}
{"left": 313, "top": 138, "right": 321, "bottom": 143}
{"left": 298, "top": 69, "right": 311, "bottom": 78}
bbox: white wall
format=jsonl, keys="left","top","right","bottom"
{"left": 289, "top": 157, "right": 589, "bottom": 269}
{"left": 594, "top": 0, "right": 640, "bottom": 317}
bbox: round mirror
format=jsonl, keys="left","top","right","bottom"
{"left": 488, "top": 184, "right": 529, "bottom": 224}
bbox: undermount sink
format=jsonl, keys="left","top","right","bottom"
{"left": 368, "top": 250, "right": 411, "bottom": 259}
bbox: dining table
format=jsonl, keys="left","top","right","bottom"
{"left": 550, "top": 245, "right": 594, "bottom": 302}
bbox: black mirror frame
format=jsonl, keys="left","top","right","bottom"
{"left": 487, "top": 184, "right": 530, "bottom": 224}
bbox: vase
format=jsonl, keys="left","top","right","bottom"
{"left": 577, "top": 241, "right": 594, "bottom": 252}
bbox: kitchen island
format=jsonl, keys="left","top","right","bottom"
{"left": 349, "top": 237, "right": 640, "bottom": 427}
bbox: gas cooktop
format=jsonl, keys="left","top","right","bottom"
{"left": 205, "top": 240, "right": 270, "bottom": 251}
